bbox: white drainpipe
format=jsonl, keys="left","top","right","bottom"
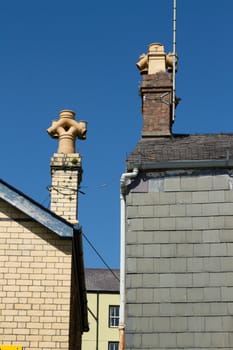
{"left": 119, "top": 168, "right": 139, "bottom": 350}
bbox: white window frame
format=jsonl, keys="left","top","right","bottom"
{"left": 109, "top": 305, "right": 120, "bottom": 328}
{"left": 108, "top": 341, "right": 119, "bottom": 350}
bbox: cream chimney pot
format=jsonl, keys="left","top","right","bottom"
{"left": 47, "top": 110, "right": 87, "bottom": 154}
{"left": 148, "top": 43, "right": 166, "bottom": 74}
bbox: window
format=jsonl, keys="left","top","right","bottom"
{"left": 109, "top": 305, "right": 120, "bottom": 327}
{"left": 108, "top": 342, "right": 119, "bottom": 350}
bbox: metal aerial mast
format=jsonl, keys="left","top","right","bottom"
{"left": 172, "top": 0, "right": 177, "bottom": 121}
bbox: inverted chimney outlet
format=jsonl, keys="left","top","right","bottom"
{"left": 47, "top": 110, "right": 87, "bottom": 154}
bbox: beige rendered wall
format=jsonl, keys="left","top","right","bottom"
{"left": 0, "top": 199, "right": 72, "bottom": 350}
{"left": 82, "top": 293, "right": 119, "bottom": 350}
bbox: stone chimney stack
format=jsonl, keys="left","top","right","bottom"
{"left": 47, "top": 110, "right": 87, "bottom": 225}
{"left": 136, "top": 43, "right": 178, "bottom": 137}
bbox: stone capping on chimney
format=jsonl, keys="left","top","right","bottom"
{"left": 140, "top": 71, "right": 173, "bottom": 137}
{"left": 50, "top": 153, "right": 82, "bottom": 169}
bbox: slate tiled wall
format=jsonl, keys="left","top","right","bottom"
{"left": 126, "top": 170, "right": 233, "bottom": 349}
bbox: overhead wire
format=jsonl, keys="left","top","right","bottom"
{"left": 82, "top": 231, "right": 120, "bottom": 282}
{"left": 45, "top": 180, "right": 120, "bottom": 282}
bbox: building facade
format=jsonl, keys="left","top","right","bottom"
{"left": 82, "top": 269, "right": 120, "bottom": 350}
{"left": 0, "top": 110, "right": 88, "bottom": 350}
{"left": 123, "top": 43, "right": 233, "bottom": 349}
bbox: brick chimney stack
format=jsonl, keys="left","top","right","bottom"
{"left": 47, "top": 110, "right": 87, "bottom": 224}
{"left": 136, "top": 43, "right": 178, "bottom": 137}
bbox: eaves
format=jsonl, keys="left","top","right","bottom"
{"left": 0, "top": 179, "right": 74, "bottom": 238}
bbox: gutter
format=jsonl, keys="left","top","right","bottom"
{"left": 127, "top": 158, "right": 233, "bottom": 171}
{"left": 119, "top": 168, "right": 138, "bottom": 350}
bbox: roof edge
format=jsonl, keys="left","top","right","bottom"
{"left": 0, "top": 179, "right": 74, "bottom": 238}
{"left": 127, "top": 159, "right": 233, "bottom": 172}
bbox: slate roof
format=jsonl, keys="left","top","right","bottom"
{"left": 85, "top": 268, "right": 120, "bottom": 292}
{"left": 126, "top": 133, "right": 233, "bottom": 170}
{"left": 0, "top": 178, "right": 74, "bottom": 238}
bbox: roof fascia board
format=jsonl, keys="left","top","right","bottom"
{"left": 0, "top": 181, "right": 73, "bottom": 238}
{"left": 128, "top": 159, "right": 233, "bottom": 171}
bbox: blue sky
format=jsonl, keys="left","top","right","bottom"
{"left": 1, "top": 0, "right": 233, "bottom": 268}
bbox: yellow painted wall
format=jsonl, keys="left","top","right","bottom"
{"left": 82, "top": 292, "right": 119, "bottom": 350}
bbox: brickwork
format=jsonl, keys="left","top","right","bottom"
{"left": 140, "top": 72, "right": 173, "bottom": 137}
{"left": 125, "top": 170, "right": 233, "bottom": 349}
{"left": 50, "top": 153, "right": 82, "bottom": 224}
{"left": 0, "top": 199, "right": 72, "bottom": 350}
